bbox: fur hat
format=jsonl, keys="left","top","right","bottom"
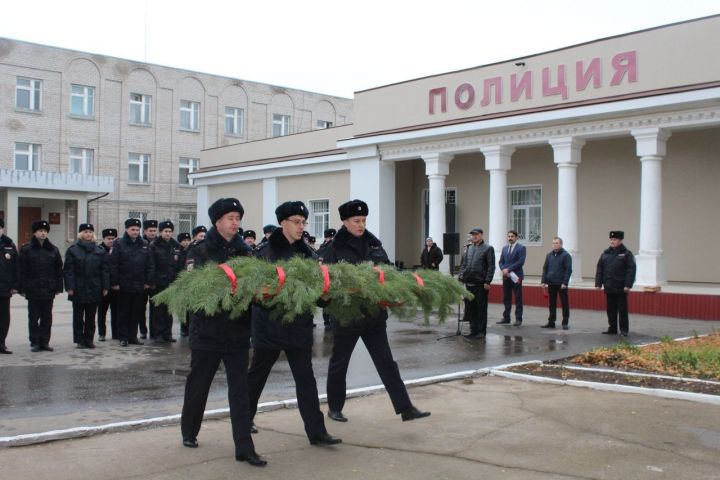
{"left": 78, "top": 223, "right": 94, "bottom": 232}
{"left": 143, "top": 220, "right": 158, "bottom": 230}
{"left": 324, "top": 228, "right": 337, "bottom": 238}
{"left": 338, "top": 199, "right": 369, "bottom": 220}
{"left": 102, "top": 228, "right": 118, "bottom": 238}
{"left": 275, "top": 201, "right": 309, "bottom": 223}
{"left": 191, "top": 225, "right": 207, "bottom": 237}
{"left": 177, "top": 232, "right": 191, "bottom": 242}
{"left": 243, "top": 229, "right": 256, "bottom": 240}
{"left": 125, "top": 218, "right": 142, "bottom": 229}
{"left": 32, "top": 220, "right": 50, "bottom": 233}
{"left": 158, "top": 220, "right": 174, "bottom": 232}
{"left": 208, "top": 198, "right": 244, "bottom": 225}
{"left": 609, "top": 230, "right": 624, "bottom": 240}
{"left": 262, "top": 224, "right": 277, "bottom": 234}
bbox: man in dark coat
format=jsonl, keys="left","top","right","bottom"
{"left": 97, "top": 228, "right": 118, "bottom": 341}
{"left": 497, "top": 230, "right": 526, "bottom": 326}
{"left": 180, "top": 198, "right": 266, "bottom": 467}
{"left": 19, "top": 220, "right": 63, "bottom": 352}
{"left": 64, "top": 224, "right": 109, "bottom": 348}
{"left": 139, "top": 219, "right": 158, "bottom": 339}
{"left": 541, "top": 237, "right": 573, "bottom": 330}
{"left": 595, "top": 230, "right": 636, "bottom": 336}
{"left": 323, "top": 199, "right": 430, "bottom": 424}
{"left": 109, "top": 218, "right": 154, "bottom": 346}
{"left": 150, "top": 221, "right": 182, "bottom": 343}
{"left": 248, "top": 201, "right": 341, "bottom": 447}
{"left": 0, "top": 219, "right": 19, "bottom": 354}
{"left": 458, "top": 227, "right": 495, "bottom": 339}
{"left": 256, "top": 224, "right": 275, "bottom": 250}
{"left": 420, "top": 237, "right": 443, "bottom": 270}
{"left": 242, "top": 229, "right": 257, "bottom": 251}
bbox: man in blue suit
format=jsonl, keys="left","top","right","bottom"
{"left": 497, "top": 230, "right": 526, "bottom": 326}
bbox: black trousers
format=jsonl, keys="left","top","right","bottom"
{"left": 117, "top": 291, "right": 145, "bottom": 341}
{"left": 327, "top": 327, "right": 411, "bottom": 414}
{"left": 28, "top": 298, "right": 54, "bottom": 346}
{"left": 463, "top": 285, "right": 489, "bottom": 335}
{"left": 248, "top": 347, "right": 326, "bottom": 438}
{"left": 181, "top": 349, "right": 255, "bottom": 456}
{"left": 150, "top": 287, "right": 173, "bottom": 340}
{"left": 502, "top": 277, "right": 523, "bottom": 321}
{"left": 72, "top": 301, "right": 98, "bottom": 344}
{"left": 0, "top": 296, "right": 10, "bottom": 346}
{"left": 98, "top": 290, "right": 117, "bottom": 338}
{"left": 606, "top": 292, "right": 629, "bottom": 333}
{"left": 547, "top": 285, "right": 570, "bottom": 325}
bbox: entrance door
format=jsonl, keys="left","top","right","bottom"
{"left": 19, "top": 207, "right": 42, "bottom": 246}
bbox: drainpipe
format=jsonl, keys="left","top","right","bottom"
{"left": 87, "top": 192, "right": 110, "bottom": 225}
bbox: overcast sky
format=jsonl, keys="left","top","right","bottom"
{"left": 1, "top": 0, "right": 717, "bottom": 98}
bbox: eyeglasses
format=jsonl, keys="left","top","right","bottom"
{"left": 285, "top": 219, "right": 308, "bottom": 226}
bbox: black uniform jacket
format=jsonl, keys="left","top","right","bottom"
{"left": 187, "top": 227, "right": 253, "bottom": 352}
{"left": 595, "top": 244, "right": 636, "bottom": 293}
{"left": 0, "top": 235, "right": 19, "bottom": 297}
{"left": 252, "top": 228, "right": 317, "bottom": 350}
{"left": 19, "top": 237, "right": 64, "bottom": 300}
{"left": 150, "top": 238, "right": 182, "bottom": 290}
{"left": 64, "top": 240, "right": 110, "bottom": 304}
{"left": 109, "top": 233, "right": 154, "bottom": 293}
{"left": 320, "top": 226, "right": 391, "bottom": 334}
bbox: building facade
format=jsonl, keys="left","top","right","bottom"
{"left": 0, "top": 37, "right": 353, "bottom": 248}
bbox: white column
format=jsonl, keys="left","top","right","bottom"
{"left": 195, "top": 185, "right": 210, "bottom": 227}
{"left": 262, "top": 178, "right": 278, "bottom": 227}
{"left": 632, "top": 127, "right": 670, "bottom": 287}
{"left": 422, "top": 152, "right": 452, "bottom": 273}
{"left": 6, "top": 190, "right": 19, "bottom": 243}
{"left": 481, "top": 145, "right": 514, "bottom": 277}
{"left": 549, "top": 137, "right": 584, "bottom": 283}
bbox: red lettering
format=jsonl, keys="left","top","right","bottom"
{"left": 454, "top": 83, "right": 475, "bottom": 110}
{"left": 576, "top": 58, "right": 602, "bottom": 91}
{"left": 611, "top": 51, "right": 637, "bottom": 86}
{"left": 429, "top": 87, "right": 447, "bottom": 114}
{"left": 542, "top": 65, "right": 568, "bottom": 100}
{"left": 480, "top": 77, "right": 503, "bottom": 106}
{"left": 510, "top": 71, "right": 533, "bottom": 101}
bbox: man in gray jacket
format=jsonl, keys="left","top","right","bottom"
{"left": 541, "top": 237, "right": 572, "bottom": 329}
{"left": 458, "top": 227, "right": 495, "bottom": 339}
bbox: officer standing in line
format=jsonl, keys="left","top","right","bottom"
{"left": 242, "top": 230, "right": 257, "bottom": 251}
{"left": 256, "top": 224, "right": 275, "bottom": 249}
{"left": 248, "top": 201, "right": 342, "bottom": 447}
{"left": 322, "top": 199, "right": 430, "bottom": 423}
{"left": 177, "top": 232, "right": 191, "bottom": 264}
{"left": 140, "top": 219, "right": 158, "bottom": 339}
{"left": 150, "top": 220, "right": 182, "bottom": 343}
{"left": 98, "top": 228, "right": 118, "bottom": 341}
{"left": 18, "top": 220, "right": 63, "bottom": 352}
{"left": 595, "top": 230, "right": 636, "bottom": 336}
{"left": 64, "top": 224, "right": 109, "bottom": 349}
{"left": 181, "top": 198, "right": 266, "bottom": 467}
{"left": 0, "top": 219, "right": 19, "bottom": 354}
{"left": 190, "top": 225, "right": 207, "bottom": 245}
{"left": 110, "top": 218, "right": 154, "bottom": 346}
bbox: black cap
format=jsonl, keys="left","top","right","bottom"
{"left": 469, "top": 227, "right": 484, "bottom": 234}
{"left": 309, "top": 236, "right": 316, "bottom": 243}
{"left": 609, "top": 230, "right": 624, "bottom": 240}
{"left": 78, "top": 223, "right": 94, "bottom": 232}
{"left": 125, "top": 218, "right": 142, "bottom": 229}
{"left": 338, "top": 199, "right": 369, "bottom": 220}
{"left": 302, "top": 231, "right": 310, "bottom": 238}
{"left": 275, "top": 201, "right": 309, "bottom": 223}
{"left": 191, "top": 225, "right": 207, "bottom": 237}
{"left": 263, "top": 224, "right": 276, "bottom": 234}
{"left": 32, "top": 220, "right": 50, "bottom": 233}
{"left": 208, "top": 198, "right": 244, "bottom": 225}
{"left": 323, "top": 228, "right": 336, "bottom": 238}
{"left": 143, "top": 220, "right": 158, "bottom": 230}
{"left": 243, "top": 229, "right": 256, "bottom": 239}
{"left": 102, "top": 228, "right": 118, "bottom": 238}
{"left": 158, "top": 220, "right": 174, "bottom": 232}
{"left": 177, "top": 232, "right": 191, "bottom": 242}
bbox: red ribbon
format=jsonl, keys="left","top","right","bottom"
{"left": 320, "top": 265, "right": 331, "bottom": 294}
{"left": 373, "top": 266, "right": 385, "bottom": 285}
{"left": 217, "top": 263, "right": 237, "bottom": 294}
{"left": 412, "top": 272, "right": 425, "bottom": 287}
{"left": 275, "top": 266, "right": 286, "bottom": 295}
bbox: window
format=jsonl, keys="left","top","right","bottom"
{"left": 179, "top": 157, "right": 199, "bottom": 185}
{"left": 225, "top": 107, "right": 244, "bottom": 136}
{"left": 128, "top": 152, "right": 150, "bottom": 183}
{"left": 130, "top": 93, "right": 152, "bottom": 125}
{"left": 71, "top": 84, "right": 94, "bottom": 117}
{"left": 509, "top": 186, "right": 542, "bottom": 245}
{"left": 180, "top": 100, "right": 200, "bottom": 131}
{"left": 272, "top": 114, "right": 290, "bottom": 137}
{"left": 69, "top": 147, "right": 94, "bottom": 175}
{"left": 14, "top": 143, "right": 40, "bottom": 171}
{"left": 128, "top": 211, "right": 148, "bottom": 224}
{"left": 316, "top": 120, "right": 333, "bottom": 129}
{"left": 308, "top": 199, "right": 329, "bottom": 239}
{"left": 178, "top": 212, "right": 196, "bottom": 234}
{"left": 16, "top": 77, "right": 42, "bottom": 111}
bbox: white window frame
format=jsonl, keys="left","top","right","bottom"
{"left": 14, "top": 142, "right": 41, "bottom": 171}
{"left": 178, "top": 212, "right": 196, "bottom": 234}
{"left": 180, "top": 100, "right": 200, "bottom": 131}
{"left": 128, "top": 152, "right": 150, "bottom": 184}
{"left": 128, "top": 211, "right": 148, "bottom": 224}
{"left": 70, "top": 84, "right": 94, "bottom": 117}
{"left": 69, "top": 147, "right": 94, "bottom": 175}
{"left": 508, "top": 185, "right": 543, "bottom": 246}
{"left": 16, "top": 77, "right": 42, "bottom": 111}
{"left": 179, "top": 157, "right": 199, "bottom": 185}
{"left": 308, "top": 199, "right": 330, "bottom": 240}
{"left": 316, "top": 120, "right": 333, "bottom": 129}
{"left": 272, "top": 114, "right": 291, "bottom": 137}
{"left": 129, "top": 93, "right": 152, "bottom": 125}
{"left": 224, "top": 107, "right": 244, "bottom": 136}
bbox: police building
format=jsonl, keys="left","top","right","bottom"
{"left": 192, "top": 16, "right": 720, "bottom": 319}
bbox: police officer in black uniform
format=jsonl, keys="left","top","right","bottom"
{"left": 256, "top": 224, "right": 275, "bottom": 250}
{"left": 180, "top": 198, "right": 266, "bottom": 467}
{"left": 0, "top": 219, "right": 19, "bottom": 354}
{"left": 595, "top": 230, "right": 636, "bottom": 336}
{"left": 98, "top": 228, "right": 118, "bottom": 341}
{"left": 317, "top": 228, "right": 336, "bottom": 331}
{"left": 242, "top": 229, "right": 257, "bottom": 251}
{"left": 190, "top": 225, "right": 207, "bottom": 245}
{"left": 150, "top": 220, "right": 182, "bottom": 343}
{"left": 248, "top": 201, "right": 341, "bottom": 447}
{"left": 19, "top": 220, "right": 63, "bottom": 352}
{"left": 64, "top": 224, "right": 109, "bottom": 349}
{"left": 322, "top": 200, "right": 430, "bottom": 423}
{"left": 140, "top": 219, "right": 158, "bottom": 339}
{"left": 110, "top": 218, "right": 154, "bottom": 346}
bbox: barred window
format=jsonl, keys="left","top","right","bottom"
{"left": 509, "top": 186, "right": 542, "bottom": 245}
{"left": 178, "top": 212, "right": 196, "bottom": 234}
{"left": 308, "top": 199, "right": 329, "bottom": 239}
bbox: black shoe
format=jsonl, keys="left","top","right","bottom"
{"left": 620, "top": 331, "right": 629, "bottom": 337}
{"left": 0, "top": 345, "right": 12, "bottom": 354}
{"left": 541, "top": 323, "right": 556, "bottom": 329}
{"left": 31, "top": 344, "right": 41, "bottom": 352}
{"left": 120, "top": 340, "right": 129, "bottom": 347}
{"left": 236, "top": 451, "right": 267, "bottom": 467}
{"left": 139, "top": 334, "right": 147, "bottom": 340}
{"left": 164, "top": 337, "right": 177, "bottom": 343}
{"left": 40, "top": 344, "right": 54, "bottom": 352}
{"left": 98, "top": 336, "right": 106, "bottom": 342}
{"left": 77, "top": 343, "right": 88, "bottom": 349}
{"left": 128, "top": 338, "right": 144, "bottom": 345}
{"left": 401, "top": 406, "right": 431, "bottom": 422}
{"left": 496, "top": 320, "right": 511, "bottom": 324}
{"left": 328, "top": 410, "right": 348, "bottom": 422}
{"left": 602, "top": 330, "right": 618, "bottom": 335}
{"left": 182, "top": 437, "right": 198, "bottom": 448}
{"left": 562, "top": 325, "right": 569, "bottom": 330}
{"left": 250, "top": 422, "right": 258, "bottom": 434}
{"left": 463, "top": 332, "right": 485, "bottom": 340}
{"left": 512, "top": 321, "right": 523, "bottom": 326}
{"left": 86, "top": 342, "right": 96, "bottom": 349}
{"left": 309, "top": 432, "right": 342, "bottom": 446}
{"left": 153, "top": 338, "right": 168, "bottom": 344}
